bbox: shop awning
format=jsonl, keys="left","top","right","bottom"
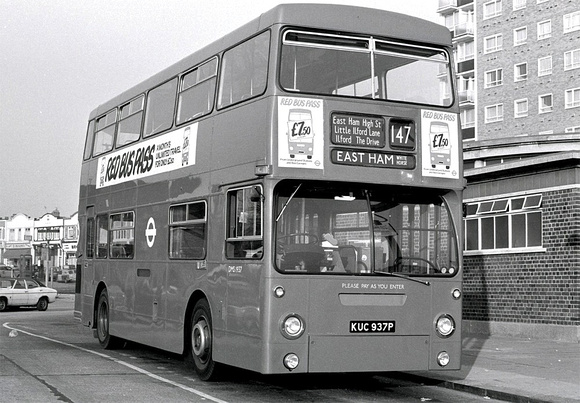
{"left": 3, "top": 248, "right": 31, "bottom": 259}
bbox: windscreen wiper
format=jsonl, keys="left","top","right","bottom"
{"left": 276, "top": 183, "right": 302, "bottom": 222}
{"left": 374, "top": 270, "right": 430, "bottom": 286}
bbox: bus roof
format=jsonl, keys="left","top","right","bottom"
{"left": 89, "top": 4, "right": 451, "bottom": 119}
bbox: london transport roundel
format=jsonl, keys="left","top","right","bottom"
{"left": 146, "top": 217, "right": 157, "bottom": 247}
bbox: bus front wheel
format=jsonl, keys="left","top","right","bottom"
{"left": 96, "top": 289, "right": 124, "bottom": 349}
{"left": 188, "top": 299, "right": 219, "bottom": 381}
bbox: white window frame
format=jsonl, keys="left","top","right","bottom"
{"left": 514, "top": 98, "right": 528, "bottom": 118}
{"left": 538, "top": 56, "right": 552, "bottom": 76}
{"left": 537, "top": 20, "right": 551, "bottom": 40}
{"left": 483, "top": 0, "right": 502, "bottom": 19}
{"left": 485, "top": 103, "right": 504, "bottom": 123}
{"left": 484, "top": 68, "right": 503, "bottom": 88}
{"left": 513, "top": 0, "right": 526, "bottom": 10}
{"left": 564, "top": 49, "right": 580, "bottom": 71}
{"left": 565, "top": 87, "right": 580, "bottom": 109}
{"left": 564, "top": 11, "right": 580, "bottom": 34}
{"left": 513, "top": 26, "right": 527, "bottom": 46}
{"left": 514, "top": 62, "right": 528, "bottom": 81}
{"left": 464, "top": 194, "right": 543, "bottom": 254}
{"left": 484, "top": 34, "right": 503, "bottom": 54}
{"left": 538, "top": 93, "right": 553, "bottom": 114}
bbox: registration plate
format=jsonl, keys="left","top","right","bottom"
{"left": 349, "top": 320, "right": 396, "bottom": 333}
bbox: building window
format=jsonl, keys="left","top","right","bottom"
{"left": 537, "top": 20, "right": 551, "bottom": 40}
{"left": 484, "top": 34, "right": 503, "bottom": 53}
{"left": 144, "top": 78, "right": 178, "bottom": 138}
{"left": 226, "top": 186, "right": 263, "bottom": 259}
{"left": 564, "top": 49, "right": 580, "bottom": 70}
{"left": 109, "top": 212, "right": 134, "bottom": 259}
{"left": 456, "top": 41, "right": 475, "bottom": 62}
{"left": 461, "top": 108, "right": 475, "bottom": 128}
{"left": 117, "top": 95, "right": 144, "bottom": 148}
{"left": 485, "top": 104, "right": 504, "bottom": 123}
{"left": 464, "top": 194, "right": 542, "bottom": 252}
{"left": 514, "top": 62, "right": 528, "bottom": 81}
{"left": 565, "top": 88, "right": 580, "bottom": 109}
{"left": 483, "top": 0, "right": 502, "bottom": 19}
{"left": 513, "top": 0, "right": 526, "bottom": 10}
{"left": 484, "top": 68, "right": 503, "bottom": 88}
{"left": 538, "top": 56, "right": 552, "bottom": 76}
{"left": 513, "top": 26, "right": 527, "bottom": 46}
{"left": 564, "top": 11, "right": 580, "bottom": 33}
{"left": 514, "top": 98, "right": 528, "bottom": 118}
{"left": 538, "top": 93, "right": 553, "bottom": 113}
{"left": 169, "top": 201, "right": 207, "bottom": 259}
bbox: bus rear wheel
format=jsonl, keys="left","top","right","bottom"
{"left": 96, "top": 289, "right": 123, "bottom": 349}
{"left": 188, "top": 299, "right": 219, "bottom": 381}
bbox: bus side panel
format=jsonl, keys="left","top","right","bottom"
{"left": 208, "top": 99, "right": 272, "bottom": 371}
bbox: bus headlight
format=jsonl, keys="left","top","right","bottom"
{"left": 435, "top": 314, "right": 455, "bottom": 338}
{"left": 281, "top": 314, "right": 305, "bottom": 339}
{"left": 437, "top": 351, "right": 450, "bottom": 367}
{"left": 283, "top": 353, "right": 300, "bottom": 370}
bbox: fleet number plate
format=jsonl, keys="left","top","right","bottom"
{"left": 349, "top": 320, "right": 396, "bottom": 333}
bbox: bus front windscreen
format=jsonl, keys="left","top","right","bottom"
{"left": 280, "top": 30, "right": 453, "bottom": 107}
{"left": 275, "top": 181, "right": 459, "bottom": 276}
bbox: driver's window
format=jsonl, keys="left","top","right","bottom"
{"left": 15, "top": 279, "right": 26, "bottom": 289}
{"left": 226, "top": 186, "right": 263, "bottom": 259}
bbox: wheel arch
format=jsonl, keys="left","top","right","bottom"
{"left": 92, "top": 281, "right": 108, "bottom": 329}
{"left": 183, "top": 289, "right": 211, "bottom": 355}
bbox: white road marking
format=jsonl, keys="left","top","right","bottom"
{"left": 2, "top": 322, "right": 228, "bottom": 403}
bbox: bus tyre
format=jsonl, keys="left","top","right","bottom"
{"left": 188, "top": 299, "right": 219, "bottom": 381}
{"left": 96, "top": 289, "right": 123, "bottom": 349}
{"left": 37, "top": 297, "right": 49, "bottom": 311}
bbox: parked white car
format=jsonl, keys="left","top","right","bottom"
{"left": 0, "top": 278, "right": 58, "bottom": 311}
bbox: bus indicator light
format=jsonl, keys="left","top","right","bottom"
{"left": 274, "top": 286, "right": 285, "bottom": 298}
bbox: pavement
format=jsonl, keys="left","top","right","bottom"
{"left": 51, "top": 283, "right": 578, "bottom": 402}
{"left": 410, "top": 333, "right": 580, "bottom": 403}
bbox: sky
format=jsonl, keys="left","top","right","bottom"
{"left": 0, "top": 0, "right": 439, "bottom": 219}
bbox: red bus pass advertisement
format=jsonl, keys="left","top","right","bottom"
{"left": 420, "top": 110, "right": 459, "bottom": 179}
{"left": 97, "top": 123, "right": 198, "bottom": 189}
{"left": 277, "top": 96, "right": 324, "bottom": 169}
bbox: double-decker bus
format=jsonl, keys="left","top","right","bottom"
{"left": 74, "top": 4, "right": 463, "bottom": 381}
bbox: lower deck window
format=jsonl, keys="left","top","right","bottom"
{"left": 226, "top": 186, "right": 263, "bottom": 259}
{"left": 169, "top": 201, "right": 207, "bottom": 259}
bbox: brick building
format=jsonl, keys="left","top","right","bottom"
{"left": 439, "top": 0, "right": 580, "bottom": 341}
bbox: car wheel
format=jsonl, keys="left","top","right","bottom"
{"left": 187, "top": 299, "right": 220, "bottom": 381}
{"left": 96, "top": 289, "right": 124, "bottom": 349}
{"left": 37, "top": 297, "right": 49, "bottom": 311}
{"left": 0, "top": 297, "right": 7, "bottom": 312}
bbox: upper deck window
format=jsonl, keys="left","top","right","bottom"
{"left": 144, "top": 78, "right": 178, "bottom": 138}
{"left": 218, "top": 31, "right": 270, "bottom": 109}
{"left": 177, "top": 57, "right": 218, "bottom": 125}
{"left": 116, "top": 95, "right": 144, "bottom": 147}
{"left": 93, "top": 109, "right": 117, "bottom": 157}
{"left": 280, "top": 30, "right": 452, "bottom": 107}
